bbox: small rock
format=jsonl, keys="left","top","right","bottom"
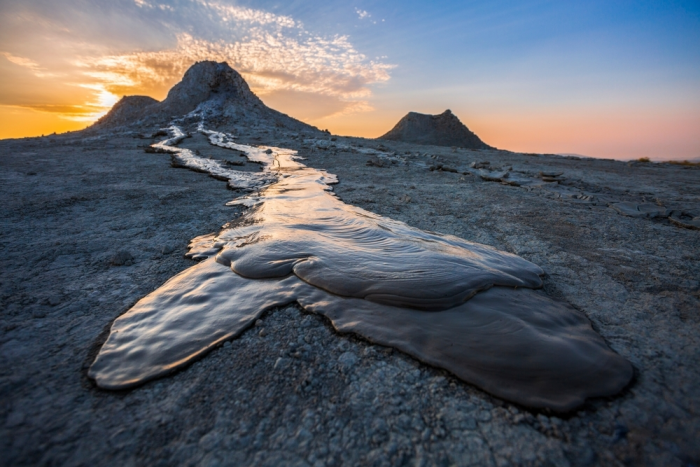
{"left": 338, "top": 351, "right": 358, "bottom": 370}
{"left": 255, "top": 319, "right": 264, "bottom": 327}
{"left": 258, "top": 329, "right": 267, "bottom": 337}
{"left": 161, "top": 244, "right": 176, "bottom": 255}
{"left": 274, "top": 357, "right": 290, "bottom": 370}
{"left": 199, "top": 430, "right": 223, "bottom": 451}
{"left": 366, "top": 157, "right": 386, "bottom": 168}
{"left": 110, "top": 250, "right": 134, "bottom": 266}
{"left": 479, "top": 170, "right": 509, "bottom": 182}
{"left": 300, "top": 316, "right": 313, "bottom": 328}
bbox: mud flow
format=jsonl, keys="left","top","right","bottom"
{"left": 89, "top": 124, "right": 632, "bottom": 411}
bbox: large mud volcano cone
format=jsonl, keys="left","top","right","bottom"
{"left": 156, "top": 61, "right": 263, "bottom": 117}
{"left": 380, "top": 109, "right": 492, "bottom": 149}
{"left": 93, "top": 61, "right": 318, "bottom": 132}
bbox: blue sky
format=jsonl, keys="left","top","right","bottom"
{"left": 1, "top": 0, "right": 698, "bottom": 159}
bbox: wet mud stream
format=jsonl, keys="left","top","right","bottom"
{"left": 89, "top": 125, "right": 633, "bottom": 411}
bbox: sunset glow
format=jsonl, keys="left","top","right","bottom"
{"left": 1, "top": 0, "right": 698, "bottom": 160}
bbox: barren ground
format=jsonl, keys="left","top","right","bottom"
{"left": 1, "top": 125, "right": 699, "bottom": 466}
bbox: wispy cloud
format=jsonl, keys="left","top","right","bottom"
{"left": 193, "top": 0, "right": 299, "bottom": 29}
{"left": 355, "top": 8, "right": 371, "bottom": 20}
{"left": 14, "top": 103, "right": 108, "bottom": 120}
{"left": 1, "top": 52, "right": 56, "bottom": 78}
{"left": 2, "top": 52, "right": 40, "bottom": 70}
{"left": 132, "top": 0, "right": 174, "bottom": 12}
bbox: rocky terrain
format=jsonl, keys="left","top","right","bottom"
{"left": 379, "top": 109, "right": 491, "bottom": 149}
{"left": 1, "top": 61, "right": 699, "bottom": 466}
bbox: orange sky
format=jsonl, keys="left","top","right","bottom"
{"left": 2, "top": 92, "right": 698, "bottom": 162}
{"left": 1, "top": 62, "right": 698, "bottom": 161}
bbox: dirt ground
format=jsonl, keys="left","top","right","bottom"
{"left": 1, "top": 125, "right": 699, "bottom": 466}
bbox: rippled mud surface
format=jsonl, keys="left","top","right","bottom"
{"left": 89, "top": 126, "right": 632, "bottom": 411}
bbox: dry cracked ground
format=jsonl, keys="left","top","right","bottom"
{"left": 1, "top": 126, "right": 699, "bottom": 466}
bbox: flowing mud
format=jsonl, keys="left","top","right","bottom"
{"left": 89, "top": 126, "right": 633, "bottom": 411}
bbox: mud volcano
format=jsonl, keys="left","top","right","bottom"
{"left": 89, "top": 123, "right": 632, "bottom": 411}
{"left": 379, "top": 109, "right": 492, "bottom": 149}
{"left": 92, "top": 61, "right": 319, "bottom": 133}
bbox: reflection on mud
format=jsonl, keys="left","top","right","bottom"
{"left": 89, "top": 125, "right": 632, "bottom": 411}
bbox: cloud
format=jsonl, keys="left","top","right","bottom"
{"left": 74, "top": 2, "right": 394, "bottom": 119}
{"left": 2, "top": 52, "right": 40, "bottom": 70}
{"left": 193, "top": 0, "right": 298, "bottom": 29}
{"left": 355, "top": 8, "right": 381, "bottom": 24}
{"left": 16, "top": 104, "right": 103, "bottom": 117}
{"left": 132, "top": 0, "right": 174, "bottom": 12}
{"left": 356, "top": 8, "right": 371, "bottom": 20}
{"left": 1, "top": 52, "right": 56, "bottom": 78}
{"left": 75, "top": 31, "right": 394, "bottom": 97}
{"left": 1, "top": 0, "right": 393, "bottom": 122}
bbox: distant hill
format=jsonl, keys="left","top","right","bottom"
{"left": 92, "top": 61, "right": 319, "bottom": 133}
{"left": 379, "top": 110, "right": 491, "bottom": 149}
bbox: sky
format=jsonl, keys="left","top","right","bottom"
{"left": 0, "top": 0, "right": 699, "bottom": 160}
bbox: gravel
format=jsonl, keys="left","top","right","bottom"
{"left": 1, "top": 124, "right": 698, "bottom": 466}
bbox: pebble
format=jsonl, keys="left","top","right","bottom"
{"left": 338, "top": 351, "right": 358, "bottom": 370}
{"left": 274, "top": 357, "right": 291, "bottom": 371}
{"left": 110, "top": 250, "right": 134, "bottom": 266}
{"left": 48, "top": 295, "right": 62, "bottom": 306}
